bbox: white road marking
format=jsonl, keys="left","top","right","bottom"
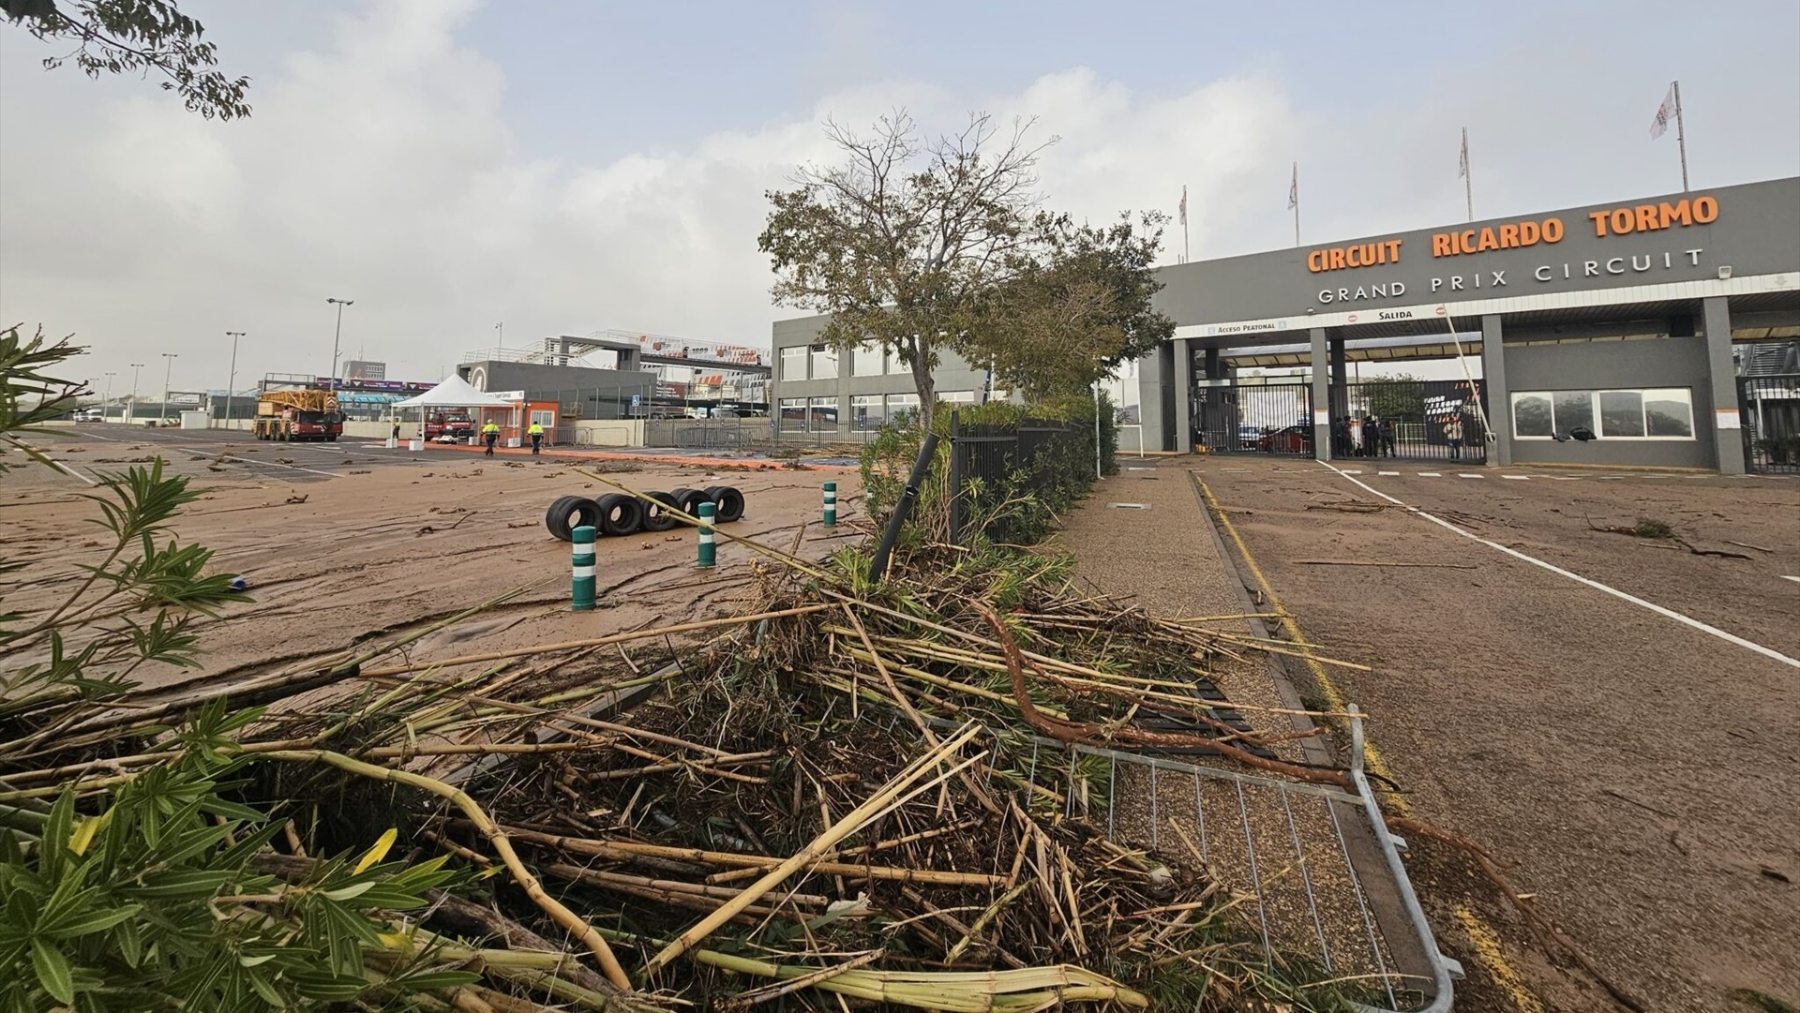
{"left": 1341, "top": 469, "right": 1363, "bottom": 475}
{"left": 1321, "top": 460, "right": 1800, "bottom": 670}
{"left": 211, "top": 453, "right": 340, "bottom": 478}
{"left": 1547, "top": 476, "right": 1580, "bottom": 481}
{"left": 1418, "top": 472, "right": 1441, "bottom": 477}
{"left": 1378, "top": 470, "right": 1399, "bottom": 476}
{"left": 1783, "top": 576, "right": 1800, "bottom": 584}
{"left": 1599, "top": 476, "right": 1626, "bottom": 480}
{"left": 1458, "top": 473, "right": 1483, "bottom": 479}
{"left": 1501, "top": 475, "right": 1530, "bottom": 480}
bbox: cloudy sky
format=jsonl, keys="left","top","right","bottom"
{"left": 2, "top": 0, "right": 1797, "bottom": 393}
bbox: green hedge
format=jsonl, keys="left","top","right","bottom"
{"left": 859, "top": 392, "right": 1117, "bottom": 547}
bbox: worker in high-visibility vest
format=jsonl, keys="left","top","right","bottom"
{"left": 528, "top": 420, "right": 545, "bottom": 456}
{"left": 481, "top": 419, "right": 501, "bottom": 457}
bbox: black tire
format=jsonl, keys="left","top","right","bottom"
{"left": 669, "top": 487, "right": 710, "bottom": 518}
{"left": 641, "top": 491, "right": 680, "bottom": 532}
{"left": 704, "top": 485, "right": 745, "bottom": 523}
{"left": 544, "top": 496, "right": 581, "bottom": 541}
{"left": 595, "top": 493, "right": 644, "bottom": 536}
{"left": 545, "top": 496, "right": 603, "bottom": 541}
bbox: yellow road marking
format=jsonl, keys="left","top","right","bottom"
{"left": 1456, "top": 906, "right": 1547, "bottom": 1013}
{"left": 1194, "top": 470, "right": 1541, "bottom": 1012}
{"left": 1192, "top": 473, "right": 1404, "bottom": 805}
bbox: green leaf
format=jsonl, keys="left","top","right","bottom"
{"left": 30, "top": 937, "right": 74, "bottom": 1005}
{"left": 115, "top": 916, "right": 143, "bottom": 967}
{"left": 384, "top": 968, "right": 480, "bottom": 992}
{"left": 43, "top": 903, "right": 141, "bottom": 940}
{"left": 126, "top": 867, "right": 235, "bottom": 899}
{"left": 319, "top": 881, "right": 375, "bottom": 902}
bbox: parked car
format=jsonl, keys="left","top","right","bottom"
{"left": 73, "top": 408, "right": 104, "bottom": 422}
{"left": 1238, "top": 425, "right": 1261, "bottom": 450}
{"left": 1257, "top": 424, "right": 1313, "bottom": 454}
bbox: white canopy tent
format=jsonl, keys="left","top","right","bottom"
{"left": 390, "top": 374, "right": 517, "bottom": 448}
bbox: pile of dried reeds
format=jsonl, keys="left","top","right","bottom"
{"left": 1, "top": 482, "right": 1380, "bottom": 1011}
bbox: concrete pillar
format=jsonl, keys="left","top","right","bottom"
{"left": 1329, "top": 336, "right": 1348, "bottom": 419}
{"left": 1309, "top": 328, "right": 1330, "bottom": 462}
{"left": 1701, "top": 296, "right": 1744, "bottom": 474}
{"left": 1173, "top": 338, "right": 1193, "bottom": 454}
{"left": 1479, "top": 315, "right": 1510, "bottom": 466}
{"left": 1204, "top": 346, "right": 1222, "bottom": 381}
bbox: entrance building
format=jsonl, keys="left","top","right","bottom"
{"left": 1136, "top": 176, "right": 1800, "bottom": 473}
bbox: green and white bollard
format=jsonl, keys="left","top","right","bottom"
{"left": 696, "top": 500, "right": 717, "bottom": 568}
{"left": 571, "top": 524, "right": 597, "bottom": 611}
{"left": 822, "top": 480, "right": 837, "bottom": 527}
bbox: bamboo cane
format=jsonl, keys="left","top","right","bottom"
{"left": 261, "top": 749, "right": 633, "bottom": 992}
{"left": 639, "top": 723, "right": 986, "bottom": 978}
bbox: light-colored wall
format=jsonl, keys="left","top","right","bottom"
{"left": 572, "top": 419, "right": 644, "bottom": 447}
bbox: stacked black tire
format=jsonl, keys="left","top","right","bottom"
{"left": 544, "top": 486, "right": 744, "bottom": 541}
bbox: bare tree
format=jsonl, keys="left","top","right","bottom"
{"left": 758, "top": 111, "right": 1052, "bottom": 428}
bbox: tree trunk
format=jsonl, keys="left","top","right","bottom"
{"left": 909, "top": 336, "right": 937, "bottom": 430}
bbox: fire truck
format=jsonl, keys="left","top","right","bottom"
{"left": 253, "top": 389, "right": 344, "bottom": 442}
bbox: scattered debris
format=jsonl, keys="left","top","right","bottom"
{"left": 284, "top": 493, "right": 308, "bottom": 505}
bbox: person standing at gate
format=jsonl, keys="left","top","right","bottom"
{"left": 1445, "top": 413, "right": 1465, "bottom": 460}
{"left": 528, "top": 419, "right": 544, "bottom": 456}
{"left": 481, "top": 418, "right": 501, "bottom": 456}
{"left": 1379, "top": 416, "right": 1397, "bottom": 458}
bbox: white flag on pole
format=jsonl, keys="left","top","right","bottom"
{"left": 1287, "top": 163, "right": 1298, "bottom": 210}
{"left": 1458, "top": 131, "right": 1469, "bottom": 178}
{"left": 1178, "top": 185, "right": 1187, "bottom": 226}
{"left": 1649, "top": 83, "right": 1676, "bottom": 139}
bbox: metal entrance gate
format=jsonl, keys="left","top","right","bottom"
{"left": 1195, "top": 381, "right": 1317, "bottom": 456}
{"left": 1337, "top": 378, "right": 1488, "bottom": 464}
{"left": 1738, "top": 374, "right": 1800, "bottom": 474}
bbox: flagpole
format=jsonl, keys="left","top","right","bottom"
{"left": 1292, "top": 162, "right": 1300, "bottom": 247}
{"left": 1182, "top": 184, "right": 1190, "bottom": 264}
{"left": 1462, "top": 127, "right": 1474, "bottom": 222}
{"left": 1672, "top": 79, "right": 1689, "bottom": 191}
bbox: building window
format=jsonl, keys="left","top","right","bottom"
{"left": 1644, "top": 390, "right": 1695, "bottom": 437}
{"left": 810, "top": 345, "right": 838, "bottom": 380}
{"left": 852, "top": 341, "right": 884, "bottom": 377}
{"left": 1553, "top": 390, "right": 1594, "bottom": 435}
{"left": 807, "top": 396, "right": 838, "bottom": 431}
{"left": 887, "top": 393, "right": 921, "bottom": 427}
{"left": 780, "top": 346, "right": 807, "bottom": 381}
{"left": 1511, "top": 388, "right": 1694, "bottom": 440}
{"left": 851, "top": 394, "right": 885, "bottom": 430}
{"left": 940, "top": 390, "right": 976, "bottom": 404}
{"left": 530, "top": 409, "right": 554, "bottom": 429}
{"left": 778, "top": 397, "right": 807, "bottom": 432}
{"left": 1512, "top": 393, "right": 1554, "bottom": 438}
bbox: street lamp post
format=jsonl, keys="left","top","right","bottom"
{"left": 128, "top": 362, "right": 144, "bottom": 422}
{"left": 103, "top": 372, "right": 116, "bottom": 421}
{"left": 224, "top": 331, "right": 245, "bottom": 427}
{"left": 326, "top": 298, "right": 354, "bottom": 393}
{"left": 159, "top": 353, "right": 178, "bottom": 424}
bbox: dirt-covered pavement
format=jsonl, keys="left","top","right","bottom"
{"left": 5, "top": 429, "right": 862, "bottom": 694}
{"left": 1179, "top": 456, "right": 1799, "bottom": 1013}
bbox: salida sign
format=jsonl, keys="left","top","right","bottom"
{"left": 1308, "top": 195, "right": 1720, "bottom": 305}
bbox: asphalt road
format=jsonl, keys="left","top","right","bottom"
{"left": 1193, "top": 455, "right": 1799, "bottom": 1013}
